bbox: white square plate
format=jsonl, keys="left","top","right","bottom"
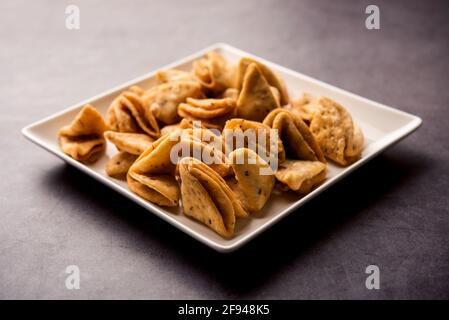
{"left": 22, "top": 43, "right": 421, "bottom": 252}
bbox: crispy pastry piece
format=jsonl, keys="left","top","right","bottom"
{"left": 107, "top": 86, "right": 160, "bottom": 138}
{"left": 160, "top": 118, "right": 219, "bottom": 135}
{"left": 142, "top": 81, "right": 203, "bottom": 125}
{"left": 58, "top": 104, "right": 107, "bottom": 163}
{"left": 275, "top": 160, "right": 327, "bottom": 194}
{"left": 178, "top": 97, "right": 236, "bottom": 129}
{"left": 263, "top": 109, "right": 325, "bottom": 162}
{"left": 103, "top": 131, "right": 154, "bottom": 178}
{"left": 226, "top": 148, "right": 275, "bottom": 213}
{"left": 237, "top": 57, "right": 289, "bottom": 105}
{"left": 289, "top": 92, "right": 320, "bottom": 123}
{"left": 178, "top": 157, "right": 248, "bottom": 238}
{"left": 309, "top": 97, "right": 364, "bottom": 166}
{"left": 179, "top": 128, "right": 231, "bottom": 177}
{"left": 223, "top": 118, "right": 285, "bottom": 163}
{"left": 127, "top": 129, "right": 230, "bottom": 206}
{"left": 221, "top": 88, "right": 239, "bottom": 101}
{"left": 236, "top": 63, "right": 280, "bottom": 122}
{"left": 155, "top": 69, "right": 198, "bottom": 84}
{"left": 179, "top": 97, "right": 235, "bottom": 119}
{"left": 127, "top": 134, "right": 180, "bottom": 206}
{"left": 192, "top": 51, "right": 237, "bottom": 94}
{"left": 104, "top": 131, "right": 154, "bottom": 155}
{"left": 106, "top": 152, "right": 138, "bottom": 179}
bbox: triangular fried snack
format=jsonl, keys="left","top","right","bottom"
{"left": 226, "top": 148, "right": 275, "bottom": 213}
{"left": 142, "top": 81, "right": 203, "bottom": 125}
{"left": 223, "top": 118, "right": 285, "bottom": 163}
{"left": 127, "top": 129, "right": 231, "bottom": 206}
{"left": 107, "top": 87, "right": 160, "bottom": 138}
{"left": 192, "top": 51, "right": 237, "bottom": 94}
{"left": 127, "top": 134, "right": 180, "bottom": 206}
{"left": 275, "top": 160, "right": 327, "bottom": 194}
{"left": 263, "top": 109, "right": 325, "bottom": 162}
{"left": 106, "top": 152, "right": 138, "bottom": 179}
{"left": 237, "top": 57, "right": 289, "bottom": 105}
{"left": 178, "top": 97, "right": 235, "bottom": 119}
{"left": 309, "top": 97, "right": 364, "bottom": 166}
{"left": 289, "top": 92, "right": 320, "bottom": 123}
{"left": 58, "top": 104, "right": 107, "bottom": 163}
{"left": 104, "top": 131, "right": 154, "bottom": 155}
{"left": 178, "top": 157, "right": 248, "bottom": 237}
{"left": 236, "top": 63, "right": 280, "bottom": 122}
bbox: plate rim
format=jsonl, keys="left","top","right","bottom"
{"left": 21, "top": 42, "right": 422, "bottom": 253}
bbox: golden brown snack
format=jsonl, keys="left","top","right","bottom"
{"left": 178, "top": 157, "right": 248, "bottom": 237}
{"left": 58, "top": 104, "right": 107, "bottom": 163}
{"left": 104, "top": 131, "right": 154, "bottom": 155}
{"left": 221, "top": 88, "right": 239, "bottom": 101}
{"left": 237, "top": 57, "right": 289, "bottom": 105}
{"left": 103, "top": 131, "right": 154, "bottom": 179}
{"left": 223, "top": 118, "right": 285, "bottom": 162}
{"left": 192, "top": 51, "right": 237, "bottom": 94}
{"left": 178, "top": 97, "right": 236, "bottom": 129}
{"left": 127, "top": 129, "right": 230, "bottom": 205}
{"left": 127, "top": 134, "right": 180, "bottom": 206}
{"left": 107, "top": 86, "right": 160, "bottom": 138}
{"left": 226, "top": 148, "right": 275, "bottom": 213}
{"left": 289, "top": 92, "right": 320, "bottom": 123}
{"left": 275, "top": 160, "right": 327, "bottom": 194}
{"left": 142, "top": 81, "right": 203, "bottom": 125}
{"left": 179, "top": 97, "right": 235, "bottom": 119}
{"left": 263, "top": 109, "right": 325, "bottom": 162}
{"left": 106, "top": 152, "right": 138, "bottom": 179}
{"left": 236, "top": 63, "right": 280, "bottom": 122}
{"left": 179, "top": 129, "right": 231, "bottom": 177}
{"left": 309, "top": 97, "right": 364, "bottom": 166}
{"left": 155, "top": 69, "right": 198, "bottom": 84}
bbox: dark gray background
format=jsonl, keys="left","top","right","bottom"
{"left": 1, "top": 0, "right": 448, "bottom": 299}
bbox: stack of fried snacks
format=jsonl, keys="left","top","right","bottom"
{"left": 58, "top": 51, "right": 364, "bottom": 238}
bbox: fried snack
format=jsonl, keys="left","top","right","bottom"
{"left": 289, "top": 92, "right": 320, "bottom": 123}
{"left": 142, "top": 81, "right": 203, "bottom": 125}
{"left": 263, "top": 109, "right": 325, "bottom": 162}
{"left": 275, "top": 160, "right": 327, "bottom": 194}
{"left": 104, "top": 131, "right": 154, "bottom": 155}
{"left": 127, "top": 134, "right": 180, "bottom": 206}
{"left": 192, "top": 51, "right": 237, "bottom": 94}
{"left": 58, "top": 104, "right": 107, "bottom": 163}
{"left": 178, "top": 157, "right": 248, "bottom": 237}
{"left": 237, "top": 57, "right": 289, "bottom": 105}
{"left": 179, "top": 97, "right": 235, "bottom": 119}
{"left": 155, "top": 69, "right": 198, "bottom": 84}
{"left": 178, "top": 97, "right": 236, "bottom": 129}
{"left": 127, "top": 129, "right": 230, "bottom": 206}
{"left": 226, "top": 148, "right": 275, "bottom": 213}
{"left": 160, "top": 118, "right": 220, "bottom": 135}
{"left": 107, "top": 86, "right": 160, "bottom": 138}
{"left": 236, "top": 63, "right": 280, "bottom": 122}
{"left": 180, "top": 128, "right": 231, "bottom": 177}
{"left": 223, "top": 118, "right": 285, "bottom": 162}
{"left": 103, "top": 131, "right": 154, "bottom": 178}
{"left": 309, "top": 97, "right": 364, "bottom": 166}
{"left": 106, "top": 152, "right": 138, "bottom": 179}
{"left": 221, "top": 88, "right": 239, "bottom": 101}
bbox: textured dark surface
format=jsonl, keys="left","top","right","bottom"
{"left": 1, "top": 0, "right": 449, "bottom": 299}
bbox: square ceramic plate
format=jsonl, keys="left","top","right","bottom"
{"left": 22, "top": 43, "right": 422, "bottom": 252}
